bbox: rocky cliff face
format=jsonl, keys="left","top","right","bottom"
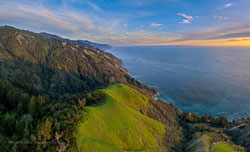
{"left": 229, "top": 118, "right": 250, "bottom": 149}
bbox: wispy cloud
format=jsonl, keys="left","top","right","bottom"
{"left": 118, "top": 0, "right": 176, "bottom": 7}
{"left": 224, "top": 3, "right": 234, "bottom": 8}
{"left": 0, "top": 0, "right": 249, "bottom": 46}
{"left": 227, "top": 38, "right": 250, "bottom": 42}
{"left": 87, "top": 1, "right": 102, "bottom": 12}
{"left": 177, "top": 13, "right": 193, "bottom": 24}
{"left": 0, "top": 1, "right": 174, "bottom": 46}
{"left": 210, "top": 31, "right": 250, "bottom": 39}
{"left": 170, "top": 24, "right": 250, "bottom": 42}
{"left": 151, "top": 23, "right": 163, "bottom": 27}
{"left": 122, "top": 23, "right": 128, "bottom": 27}
{"left": 214, "top": 15, "right": 229, "bottom": 20}
{"left": 105, "top": 31, "right": 176, "bottom": 46}
{"left": 177, "top": 13, "right": 193, "bottom": 20}
{"left": 0, "top": 1, "right": 122, "bottom": 40}
{"left": 180, "top": 20, "right": 191, "bottom": 24}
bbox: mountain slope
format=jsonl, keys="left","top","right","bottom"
{"left": 39, "top": 32, "right": 112, "bottom": 50}
{"left": 0, "top": 26, "right": 128, "bottom": 96}
{"left": 76, "top": 84, "right": 167, "bottom": 152}
{"left": 76, "top": 83, "right": 248, "bottom": 152}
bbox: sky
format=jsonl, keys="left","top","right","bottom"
{"left": 0, "top": 0, "right": 250, "bottom": 46}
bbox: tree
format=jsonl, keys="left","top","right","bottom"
{"left": 0, "top": 79, "right": 12, "bottom": 106}
{"left": 6, "top": 88, "right": 22, "bottom": 109}
{"left": 16, "top": 118, "right": 26, "bottom": 138}
{"left": 201, "top": 114, "right": 208, "bottom": 123}
{"left": 36, "top": 119, "right": 52, "bottom": 151}
{"left": 28, "top": 96, "right": 36, "bottom": 116}
{"left": 218, "top": 116, "right": 229, "bottom": 128}
{"left": 2, "top": 112, "right": 16, "bottom": 136}
{"left": 55, "top": 132, "right": 69, "bottom": 152}
{"left": 19, "top": 93, "right": 30, "bottom": 114}
{"left": 37, "top": 95, "right": 45, "bottom": 117}
{"left": 78, "top": 98, "right": 86, "bottom": 108}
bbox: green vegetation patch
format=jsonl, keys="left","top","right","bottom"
{"left": 76, "top": 84, "right": 166, "bottom": 152}
{"left": 211, "top": 142, "right": 245, "bottom": 152}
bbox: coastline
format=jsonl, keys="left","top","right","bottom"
{"left": 105, "top": 46, "right": 250, "bottom": 122}
{"left": 122, "top": 63, "right": 249, "bottom": 122}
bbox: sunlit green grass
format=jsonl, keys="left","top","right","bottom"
{"left": 76, "top": 84, "right": 166, "bottom": 152}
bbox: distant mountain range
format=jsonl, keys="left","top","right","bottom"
{"left": 39, "top": 32, "right": 112, "bottom": 51}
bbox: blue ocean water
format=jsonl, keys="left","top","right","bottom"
{"left": 107, "top": 46, "right": 250, "bottom": 120}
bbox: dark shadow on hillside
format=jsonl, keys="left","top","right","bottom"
{"left": 0, "top": 56, "right": 156, "bottom": 101}
{"left": 0, "top": 58, "right": 105, "bottom": 98}
{"left": 143, "top": 100, "right": 184, "bottom": 151}
{"left": 0, "top": 25, "right": 157, "bottom": 100}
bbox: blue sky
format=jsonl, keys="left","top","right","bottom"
{"left": 0, "top": 0, "right": 250, "bottom": 46}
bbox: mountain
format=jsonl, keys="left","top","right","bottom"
{"left": 76, "top": 84, "right": 176, "bottom": 152}
{"left": 0, "top": 26, "right": 153, "bottom": 98}
{"left": 77, "top": 40, "right": 112, "bottom": 51}
{"left": 39, "top": 32, "right": 112, "bottom": 50}
{"left": 0, "top": 26, "right": 124, "bottom": 96}
{"left": 0, "top": 26, "right": 248, "bottom": 152}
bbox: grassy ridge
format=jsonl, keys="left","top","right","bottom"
{"left": 76, "top": 84, "right": 166, "bottom": 152}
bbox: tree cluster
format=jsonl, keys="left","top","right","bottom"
{"left": 180, "top": 112, "right": 230, "bottom": 128}
{"left": 0, "top": 70, "right": 92, "bottom": 152}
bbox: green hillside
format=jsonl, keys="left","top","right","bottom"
{"left": 76, "top": 84, "right": 166, "bottom": 152}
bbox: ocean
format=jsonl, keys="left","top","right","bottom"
{"left": 107, "top": 46, "right": 250, "bottom": 120}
